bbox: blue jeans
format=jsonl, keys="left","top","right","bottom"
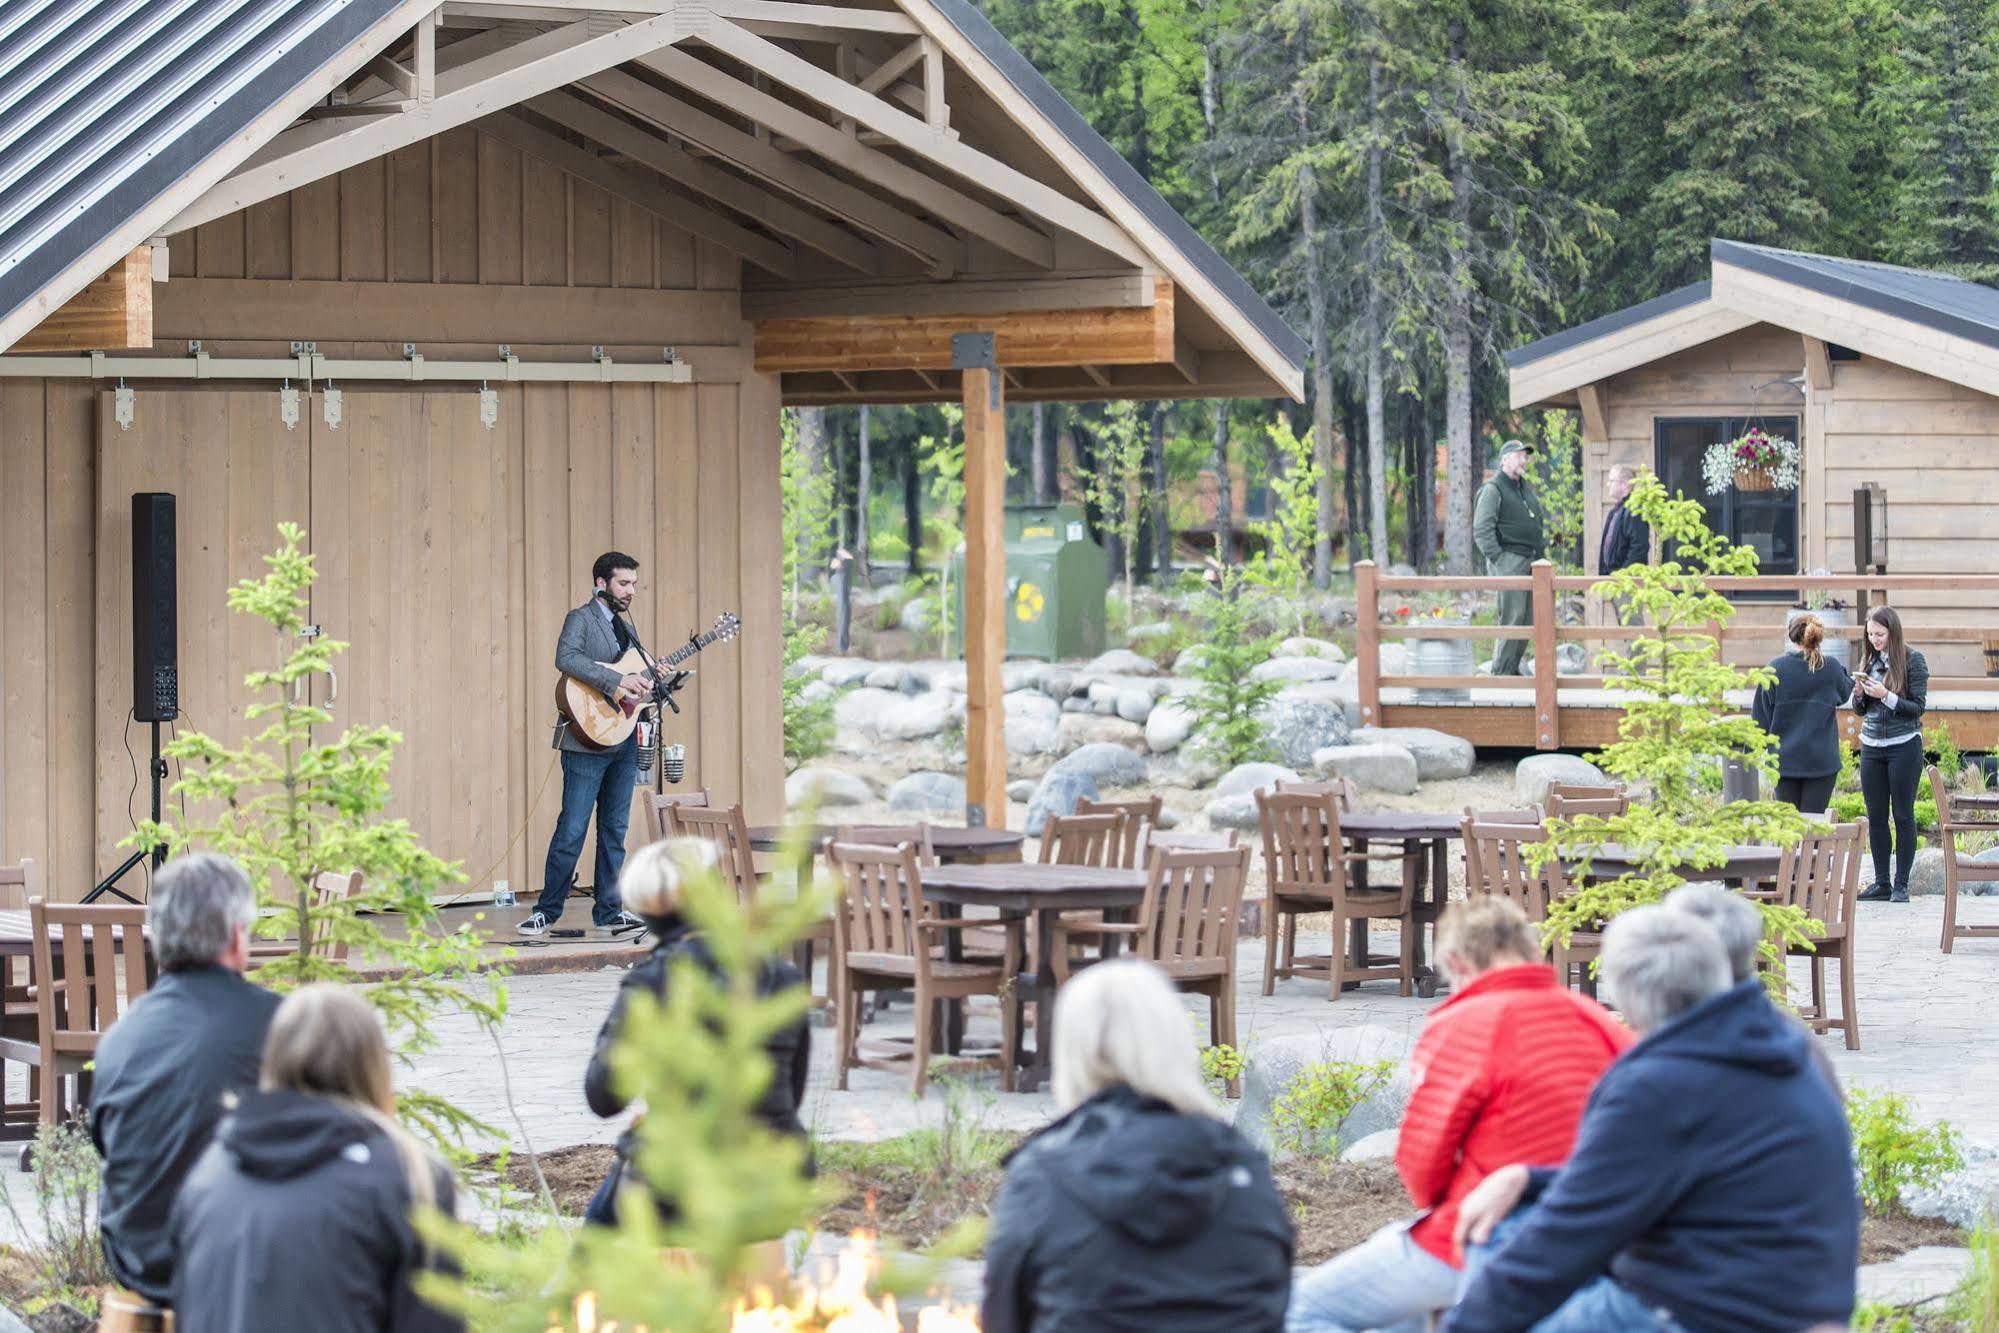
{"left": 1287, "top": 1218, "right": 1461, "bottom": 1333}
{"left": 1460, "top": 1209, "right": 1687, "bottom": 1333}
{"left": 536, "top": 739, "right": 640, "bottom": 925}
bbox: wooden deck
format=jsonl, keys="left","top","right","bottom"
{"left": 1372, "top": 684, "right": 1999, "bottom": 750}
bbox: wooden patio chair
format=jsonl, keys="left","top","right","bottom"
{"left": 1931, "top": 768, "right": 1999, "bottom": 954}
{"left": 1053, "top": 846, "right": 1253, "bottom": 1095}
{"left": 250, "top": 870, "right": 366, "bottom": 966}
{"left": 661, "top": 802, "right": 761, "bottom": 905}
{"left": 1768, "top": 819, "right": 1867, "bottom": 1049}
{"left": 1044, "top": 810, "right": 1131, "bottom": 965}
{"left": 0, "top": 863, "right": 39, "bottom": 1134}
{"left": 1140, "top": 829, "right": 1240, "bottom": 856}
{"left": 829, "top": 823, "right": 937, "bottom": 868}
{"left": 823, "top": 840, "right": 1021, "bottom": 1097}
{"left": 1256, "top": 788, "right": 1419, "bottom": 1000}
{"left": 1274, "top": 777, "right": 1359, "bottom": 810}
{"left": 643, "top": 789, "right": 710, "bottom": 843}
{"left": 1076, "top": 795, "right": 1163, "bottom": 869}
{"left": 1459, "top": 807, "right": 1544, "bottom": 886}
{"left": 1543, "top": 782, "right": 1630, "bottom": 820}
{"left": 1458, "top": 812, "right": 1598, "bottom": 988}
{"left": 0, "top": 898, "right": 152, "bottom": 1126}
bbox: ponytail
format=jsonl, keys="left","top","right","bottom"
{"left": 1789, "top": 613, "right": 1825, "bottom": 672}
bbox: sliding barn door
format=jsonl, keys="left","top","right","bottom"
{"left": 95, "top": 389, "right": 310, "bottom": 870}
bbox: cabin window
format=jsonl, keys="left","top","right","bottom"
{"left": 1653, "top": 416, "right": 1800, "bottom": 592}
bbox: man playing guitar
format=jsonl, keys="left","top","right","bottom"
{"left": 520, "top": 552, "right": 653, "bottom": 937}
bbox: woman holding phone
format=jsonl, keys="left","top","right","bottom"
{"left": 1853, "top": 607, "right": 1928, "bottom": 902}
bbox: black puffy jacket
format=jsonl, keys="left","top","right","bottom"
{"left": 169, "top": 1090, "right": 461, "bottom": 1333}
{"left": 981, "top": 1084, "right": 1293, "bottom": 1333}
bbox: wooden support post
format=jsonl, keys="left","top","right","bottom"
{"left": 1355, "top": 561, "right": 1381, "bottom": 729}
{"left": 1533, "top": 560, "right": 1559, "bottom": 750}
{"left": 962, "top": 363, "right": 1008, "bottom": 828}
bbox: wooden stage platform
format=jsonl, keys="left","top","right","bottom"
{"left": 1372, "top": 684, "right": 1999, "bottom": 751}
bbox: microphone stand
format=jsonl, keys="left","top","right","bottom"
{"left": 623, "top": 613, "right": 693, "bottom": 795}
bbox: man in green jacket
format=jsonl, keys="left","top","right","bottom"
{"left": 1473, "top": 440, "right": 1546, "bottom": 676}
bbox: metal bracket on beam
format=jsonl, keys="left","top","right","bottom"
{"left": 951, "top": 331, "right": 999, "bottom": 409}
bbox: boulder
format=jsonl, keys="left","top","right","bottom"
{"left": 1203, "top": 793, "right": 1261, "bottom": 831}
{"left": 888, "top": 771, "right": 966, "bottom": 815}
{"left": 833, "top": 687, "right": 902, "bottom": 744}
{"left": 863, "top": 664, "right": 909, "bottom": 692}
{"left": 800, "top": 679, "right": 835, "bottom": 705}
{"left": 1146, "top": 698, "right": 1198, "bottom": 754}
{"left": 1350, "top": 726, "right": 1476, "bottom": 781}
{"left": 1971, "top": 845, "right": 1999, "bottom": 895}
{"left": 1280, "top": 678, "right": 1364, "bottom": 731}
{"left": 1007, "top": 778, "right": 1037, "bottom": 803}
{"left": 1904, "top": 1139, "right": 1999, "bottom": 1230}
{"left": 821, "top": 658, "right": 877, "bottom": 688}
{"left": 1114, "top": 688, "right": 1154, "bottom": 723}
{"left": 1258, "top": 697, "right": 1352, "bottom": 769}
{"left": 1273, "top": 636, "right": 1347, "bottom": 662}
{"left": 1907, "top": 847, "right": 1947, "bottom": 898}
{"left": 1036, "top": 666, "right": 1078, "bottom": 701}
{"left": 1057, "top": 712, "right": 1145, "bottom": 753}
{"left": 784, "top": 766, "right": 873, "bottom": 808}
{"left": 1236, "top": 1027, "right": 1414, "bottom": 1161}
{"left": 1524, "top": 644, "right": 1588, "bottom": 677}
{"left": 1249, "top": 656, "right": 1346, "bottom": 686}
{"left": 1341, "top": 1128, "right": 1399, "bottom": 1163}
{"left": 1048, "top": 741, "right": 1151, "bottom": 790}
{"left": 1153, "top": 750, "right": 1225, "bottom": 790}
{"left": 1002, "top": 661, "right": 1047, "bottom": 692}
{"left": 1126, "top": 621, "right": 1175, "bottom": 643}
{"left": 1026, "top": 769, "right": 1101, "bottom": 835}
{"left": 1060, "top": 695, "right": 1093, "bottom": 713}
{"left": 1086, "top": 648, "right": 1159, "bottom": 677}
{"left": 898, "top": 597, "right": 937, "bottom": 632}
{"left": 876, "top": 690, "right": 956, "bottom": 742}
{"left": 1215, "top": 762, "right": 1302, "bottom": 799}
{"left": 1514, "top": 753, "right": 1609, "bottom": 806}
{"left": 1172, "top": 646, "right": 1211, "bottom": 676}
{"left": 1004, "top": 690, "right": 1064, "bottom": 756}
{"left": 1312, "top": 742, "right": 1420, "bottom": 796}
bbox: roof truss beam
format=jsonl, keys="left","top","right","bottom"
{"left": 479, "top": 111, "right": 796, "bottom": 273}
{"left": 165, "top": 12, "right": 693, "bottom": 236}
{"left": 690, "top": 18, "right": 1143, "bottom": 264}
{"left": 579, "top": 68, "right": 959, "bottom": 272}
{"left": 528, "top": 90, "right": 883, "bottom": 273}
{"left": 637, "top": 45, "right": 1057, "bottom": 267}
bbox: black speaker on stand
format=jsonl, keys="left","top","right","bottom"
{"left": 89, "top": 493, "right": 178, "bottom": 904}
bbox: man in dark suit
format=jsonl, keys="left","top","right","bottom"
{"left": 1597, "top": 465, "right": 1650, "bottom": 577}
{"left": 521, "top": 551, "right": 651, "bottom": 937}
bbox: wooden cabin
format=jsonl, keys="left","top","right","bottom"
{"left": 0, "top": 0, "right": 1303, "bottom": 899}
{"left": 1511, "top": 239, "right": 1999, "bottom": 677}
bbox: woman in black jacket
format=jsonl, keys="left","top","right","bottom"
{"left": 169, "top": 985, "right": 461, "bottom": 1333}
{"left": 982, "top": 960, "right": 1292, "bottom": 1333}
{"left": 1751, "top": 614, "right": 1854, "bottom": 814}
{"left": 581, "top": 838, "right": 812, "bottom": 1224}
{"left": 1854, "top": 606, "right": 1930, "bottom": 902}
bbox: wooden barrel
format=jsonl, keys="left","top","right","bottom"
{"left": 98, "top": 1290, "right": 173, "bottom": 1333}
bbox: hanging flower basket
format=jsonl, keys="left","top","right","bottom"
{"left": 1701, "top": 427, "right": 1800, "bottom": 495}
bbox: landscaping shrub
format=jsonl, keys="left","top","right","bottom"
{"left": 1847, "top": 1087, "right": 1963, "bottom": 1216}
{"left": 1947, "top": 1217, "right": 1999, "bottom": 1333}
{"left": 0, "top": 1124, "right": 113, "bottom": 1316}
{"left": 1201, "top": 1043, "right": 1247, "bottom": 1097}
{"left": 783, "top": 620, "right": 837, "bottom": 769}
{"left": 1270, "top": 1059, "right": 1396, "bottom": 1161}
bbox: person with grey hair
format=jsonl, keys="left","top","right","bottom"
{"left": 1439, "top": 906, "right": 1859, "bottom": 1333}
{"left": 981, "top": 961, "right": 1292, "bottom": 1332}
{"left": 90, "top": 854, "right": 282, "bottom": 1305}
{"left": 1597, "top": 464, "right": 1650, "bottom": 577}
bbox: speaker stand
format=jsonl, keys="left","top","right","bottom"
{"left": 87, "top": 720, "right": 166, "bottom": 905}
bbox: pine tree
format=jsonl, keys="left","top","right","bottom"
{"left": 1876, "top": 0, "right": 1999, "bottom": 280}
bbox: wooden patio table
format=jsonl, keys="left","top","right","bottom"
{"left": 1339, "top": 811, "right": 1462, "bottom": 994}
{"left": 1562, "top": 843, "right": 1785, "bottom": 890}
{"left": 745, "top": 824, "right": 1026, "bottom": 863}
{"left": 917, "top": 863, "right": 1148, "bottom": 1093}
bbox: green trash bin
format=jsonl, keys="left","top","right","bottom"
{"left": 950, "top": 503, "right": 1107, "bottom": 661}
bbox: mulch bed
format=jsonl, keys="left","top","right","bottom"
{"left": 487, "top": 1143, "right": 1966, "bottom": 1271}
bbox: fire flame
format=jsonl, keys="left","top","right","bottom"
{"left": 557, "top": 1233, "right": 980, "bottom": 1332}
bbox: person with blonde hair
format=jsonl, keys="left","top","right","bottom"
{"left": 580, "top": 837, "right": 811, "bottom": 1225}
{"left": 1752, "top": 612, "right": 1854, "bottom": 814}
{"left": 1287, "top": 897, "right": 1630, "bottom": 1333}
{"left": 981, "top": 960, "right": 1291, "bottom": 1333}
{"left": 168, "top": 984, "right": 461, "bottom": 1333}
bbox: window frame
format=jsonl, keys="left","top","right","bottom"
{"left": 1652, "top": 414, "right": 1802, "bottom": 601}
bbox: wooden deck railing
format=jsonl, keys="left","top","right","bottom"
{"left": 1353, "top": 561, "right": 1999, "bottom": 750}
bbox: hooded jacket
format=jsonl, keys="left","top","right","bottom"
{"left": 169, "top": 1090, "right": 462, "bottom": 1333}
{"left": 1440, "top": 980, "right": 1859, "bottom": 1333}
{"left": 981, "top": 1084, "right": 1292, "bottom": 1333}
{"left": 89, "top": 965, "right": 281, "bottom": 1302}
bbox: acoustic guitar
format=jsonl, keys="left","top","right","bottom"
{"left": 555, "top": 611, "right": 741, "bottom": 750}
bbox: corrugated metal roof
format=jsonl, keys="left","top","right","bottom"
{"left": 931, "top": 0, "right": 1308, "bottom": 375}
{"left": 1505, "top": 281, "right": 1713, "bottom": 368}
{"left": 0, "top": 0, "right": 405, "bottom": 340}
{"left": 1712, "top": 239, "right": 1999, "bottom": 352}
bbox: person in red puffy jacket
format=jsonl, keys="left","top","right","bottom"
{"left": 1286, "top": 897, "right": 1632, "bottom": 1333}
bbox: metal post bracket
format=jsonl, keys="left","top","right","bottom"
{"left": 951, "top": 330, "right": 999, "bottom": 409}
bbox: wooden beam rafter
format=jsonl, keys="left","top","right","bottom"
{"left": 741, "top": 273, "right": 1151, "bottom": 320}
{"left": 13, "top": 247, "right": 153, "bottom": 353}
{"left": 1803, "top": 335, "right": 1834, "bottom": 391}
{"left": 755, "top": 280, "right": 1175, "bottom": 372}
{"left": 479, "top": 112, "right": 797, "bottom": 274}
{"left": 529, "top": 90, "right": 884, "bottom": 273}
{"left": 1577, "top": 382, "right": 1608, "bottom": 444}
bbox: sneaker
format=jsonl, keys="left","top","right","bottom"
{"left": 593, "top": 910, "right": 646, "bottom": 939}
{"left": 516, "top": 912, "right": 553, "bottom": 936}
{"left": 1857, "top": 883, "right": 1893, "bottom": 903}
{"left": 1890, "top": 885, "right": 1909, "bottom": 904}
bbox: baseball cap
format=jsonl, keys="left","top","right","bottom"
{"left": 1498, "top": 439, "right": 1534, "bottom": 459}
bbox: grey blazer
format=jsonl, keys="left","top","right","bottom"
{"left": 554, "top": 598, "right": 637, "bottom": 753}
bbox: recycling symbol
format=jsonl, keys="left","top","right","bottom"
{"left": 1015, "top": 581, "right": 1046, "bottom": 622}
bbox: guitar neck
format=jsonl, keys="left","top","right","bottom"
{"left": 660, "top": 631, "right": 717, "bottom": 667}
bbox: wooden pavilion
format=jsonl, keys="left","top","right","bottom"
{"left": 0, "top": 0, "right": 1304, "bottom": 899}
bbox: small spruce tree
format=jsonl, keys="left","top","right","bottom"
{"left": 1185, "top": 568, "right": 1285, "bottom": 769}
